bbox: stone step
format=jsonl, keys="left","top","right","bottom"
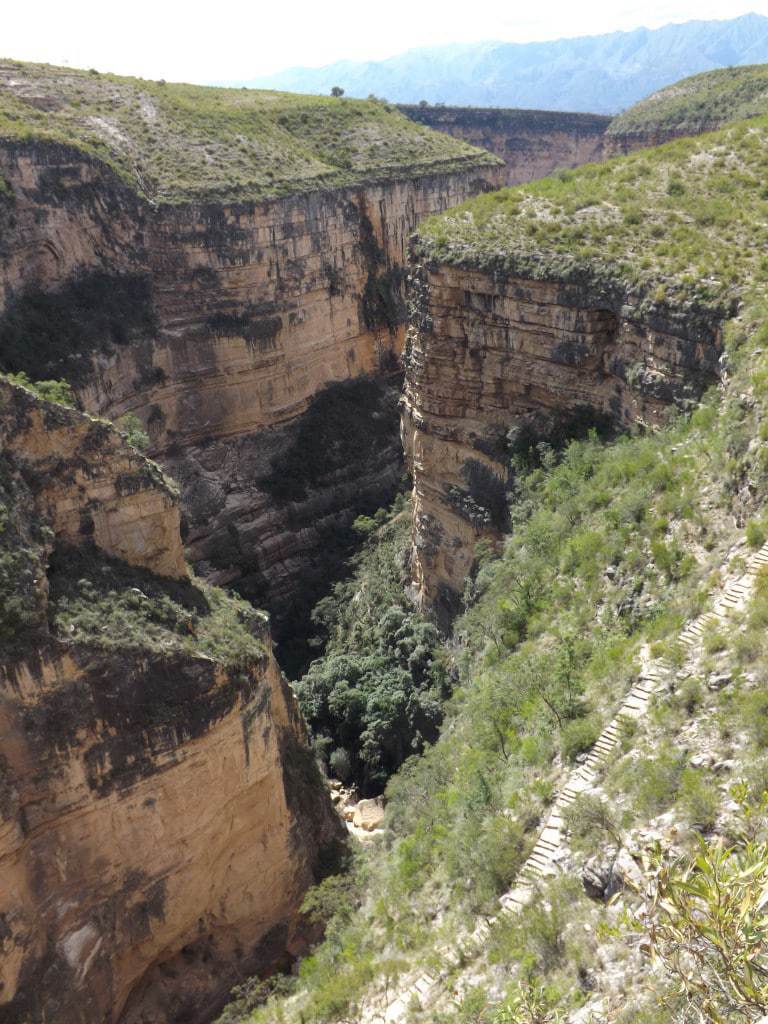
{"left": 593, "top": 740, "right": 615, "bottom": 755}
{"left": 536, "top": 839, "right": 559, "bottom": 854}
{"left": 521, "top": 865, "right": 543, "bottom": 881}
{"left": 621, "top": 699, "right": 647, "bottom": 714}
{"left": 634, "top": 679, "right": 657, "bottom": 692}
{"left": 587, "top": 754, "right": 609, "bottom": 768}
{"left": 528, "top": 851, "right": 552, "bottom": 869}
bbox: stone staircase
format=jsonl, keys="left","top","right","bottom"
{"left": 369, "top": 539, "right": 768, "bottom": 1023}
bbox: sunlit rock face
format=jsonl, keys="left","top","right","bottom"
{"left": 0, "top": 380, "right": 341, "bottom": 1023}
{"left": 402, "top": 262, "right": 722, "bottom": 625}
{"left": 399, "top": 106, "right": 612, "bottom": 185}
{"left": 0, "top": 141, "right": 502, "bottom": 635}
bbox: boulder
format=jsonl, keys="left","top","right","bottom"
{"left": 352, "top": 798, "right": 385, "bottom": 832}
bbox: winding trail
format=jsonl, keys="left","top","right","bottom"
{"left": 370, "top": 538, "right": 768, "bottom": 1023}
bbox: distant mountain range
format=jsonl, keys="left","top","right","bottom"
{"left": 235, "top": 13, "right": 768, "bottom": 114}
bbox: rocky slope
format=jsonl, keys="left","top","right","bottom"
{"left": 0, "top": 379, "right": 341, "bottom": 1023}
{"left": 400, "top": 106, "right": 611, "bottom": 185}
{"left": 0, "top": 62, "right": 502, "bottom": 652}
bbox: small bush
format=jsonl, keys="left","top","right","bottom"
{"left": 560, "top": 715, "right": 601, "bottom": 762}
{"left": 643, "top": 829, "right": 768, "bottom": 1021}
{"left": 737, "top": 690, "right": 768, "bottom": 748}
{"left": 703, "top": 630, "right": 728, "bottom": 655}
{"left": 563, "top": 793, "right": 621, "bottom": 853}
{"left": 5, "top": 371, "right": 74, "bottom": 406}
{"left": 673, "top": 677, "right": 703, "bottom": 715}
{"left": 746, "top": 519, "right": 767, "bottom": 549}
{"left": 329, "top": 747, "right": 352, "bottom": 783}
{"left": 613, "top": 753, "right": 685, "bottom": 818}
{"left": 117, "top": 412, "right": 150, "bottom": 451}
{"left": 679, "top": 768, "right": 719, "bottom": 831}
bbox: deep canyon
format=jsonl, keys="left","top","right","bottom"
{"left": 0, "top": 57, "right": 747, "bottom": 1024}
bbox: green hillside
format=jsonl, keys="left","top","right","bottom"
{"left": 0, "top": 60, "right": 499, "bottom": 204}
{"left": 417, "top": 114, "right": 768, "bottom": 317}
{"left": 222, "top": 112, "right": 768, "bottom": 1024}
{"left": 608, "top": 63, "right": 768, "bottom": 138}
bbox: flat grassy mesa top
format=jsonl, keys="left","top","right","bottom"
{"left": 608, "top": 64, "right": 768, "bottom": 139}
{"left": 0, "top": 60, "right": 499, "bottom": 204}
{"left": 416, "top": 114, "right": 768, "bottom": 316}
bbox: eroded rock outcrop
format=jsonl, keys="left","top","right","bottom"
{"left": 402, "top": 263, "right": 722, "bottom": 623}
{"left": 0, "top": 381, "right": 341, "bottom": 1023}
{"left": 0, "top": 140, "right": 502, "bottom": 644}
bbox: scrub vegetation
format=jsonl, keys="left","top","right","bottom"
{"left": 608, "top": 64, "right": 768, "bottom": 139}
{"left": 0, "top": 59, "right": 499, "bottom": 204}
{"left": 417, "top": 113, "right": 768, "bottom": 321}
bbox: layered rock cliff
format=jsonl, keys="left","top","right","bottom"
{"left": 0, "top": 380, "right": 341, "bottom": 1023}
{"left": 0, "top": 64, "right": 502, "bottom": 651}
{"left": 398, "top": 102, "right": 742, "bottom": 187}
{"left": 399, "top": 105, "right": 611, "bottom": 185}
{"left": 402, "top": 263, "right": 723, "bottom": 624}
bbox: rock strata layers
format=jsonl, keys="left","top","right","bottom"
{"left": 0, "top": 141, "right": 502, "bottom": 636}
{"left": 400, "top": 106, "right": 612, "bottom": 185}
{"left": 399, "top": 105, "right": 710, "bottom": 187}
{"left": 402, "top": 264, "right": 722, "bottom": 623}
{"left": 0, "top": 381, "right": 341, "bottom": 1023}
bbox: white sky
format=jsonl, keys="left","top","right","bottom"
{"left": 3, "top": 0, "right": 768, "bottom": 83}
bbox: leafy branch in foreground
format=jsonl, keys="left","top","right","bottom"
{"left": 641, "top": 795, "right": 768, "bottom": 1023}
{"left": 493, "top": 982, "right": 563, "bottom": 1023}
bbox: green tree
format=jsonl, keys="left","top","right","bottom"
{"left": 117, "top": 413, "right": 150, "bottom": 451}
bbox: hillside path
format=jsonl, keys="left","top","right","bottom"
{"left": 367, "top": 538, "right": 768, "bottom": 1023}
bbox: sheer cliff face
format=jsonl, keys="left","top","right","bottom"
{"left": 402, "top": 264, "right": 722, "bottom": 624}
{"left": 399, "top": 107, "right": 612, "bottom": 185}
{"left": 0, "top": 381, "right": 340, "bottom": 1024}
{"left": 397, "top": 106, "right": 700, "bottom": 188}
{"left": 0, "top": 142, "right": 502, "bottom": 636}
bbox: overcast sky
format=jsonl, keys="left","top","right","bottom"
{"left": 4, "top": 0, "right": 768, "bottom": 82}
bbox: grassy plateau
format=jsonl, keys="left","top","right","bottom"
{"left": 0, "top": 60, "right": 499, "bottom": 204}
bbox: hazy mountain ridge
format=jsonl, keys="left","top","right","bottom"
{"left": 238, "top": 13, "right": 768, "bottom": 114}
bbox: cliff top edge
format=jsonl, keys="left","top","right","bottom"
{"left": 0, "top": 59, "right": 501, "bottom": 206}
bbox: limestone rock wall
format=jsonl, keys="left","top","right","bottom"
{"left": 402, "top": 263, "right": 722, "bottom": 623}
{"left": 0, "top": 379, "right": 184, "bottom": 578}
{"left": 398, "top": 106, "right": 706, "bottom": 187}
{"left": 0, "top": 382, "right": 340, "bottom": 1023}
{"left": 0, "top": 142, "right": 503, "bottom": 632}
{"left": 399, "top": 106, "right": 612, "bottom": 185}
